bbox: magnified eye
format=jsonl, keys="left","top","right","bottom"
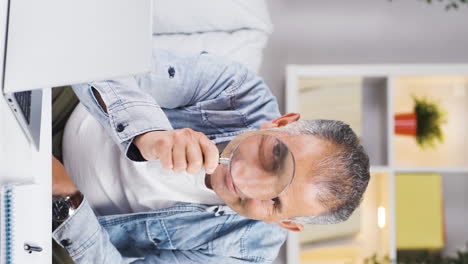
{"left": 271, "top": 141, "right": 281, "bottom": 171}
{"left": 260, "top": 136, "right": 287, "bottom": 173}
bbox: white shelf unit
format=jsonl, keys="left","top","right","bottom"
{"left": 285, "top": 64, "right": 468, "bottom": 264}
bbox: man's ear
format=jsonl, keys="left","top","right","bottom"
{"left": 264, "top": 220, "right": 304, "bottom": 232}
{"left": 260, "top": 113, "right": 300, "bottom": 130}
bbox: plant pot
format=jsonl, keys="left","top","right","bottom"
{"left": 395, "top": 113, "right": 417, "bottom": 136}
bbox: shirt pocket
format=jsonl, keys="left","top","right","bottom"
{"left": 199, "top": 96, "right": 249, "bottom": 134}
{"left": 146, "top": 218, "right": 212, "bottom": 252}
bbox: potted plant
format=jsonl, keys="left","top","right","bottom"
{"left": 394, "top": 96, "right": 447, "bottom": 149}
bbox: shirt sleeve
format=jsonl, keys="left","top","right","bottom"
{"left": 52, "top": 198, "right": 257, "bottom": 264}
{"left": 72, "top": 77, "right": 173, "bottom": 161}
{"left": 53, "top": 198, "right": 127, "bottom": 263}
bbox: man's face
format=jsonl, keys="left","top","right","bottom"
{"left": 209, "top": 130, "right": 339, "bottom": 222}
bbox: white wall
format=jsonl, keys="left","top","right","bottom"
{"left": 260, "top": 0, "right": 468, "bottom": 113}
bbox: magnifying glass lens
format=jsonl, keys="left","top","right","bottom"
{"left": 227, "top": 134, "right": 295, "bottom": 200}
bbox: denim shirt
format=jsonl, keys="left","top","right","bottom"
{"left": 53, "top": 199, "right": 287, "bottom": 263}
{"left": 55, "top": 49, "right": 285, "bottom": 263}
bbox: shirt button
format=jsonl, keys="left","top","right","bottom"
{"left": 60, "top": 239, "right": 72, "bottom": 247}
{"left": 116, "top": 124, "right": 125, "bottom": 132}
{"left": 215, "top": 210, "right": 225, "bottom": 216}
{"left": 168, "top": 67, "right": 175, "bottom": 78}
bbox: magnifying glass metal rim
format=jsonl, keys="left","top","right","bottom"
{"left": 219, "top": 134, "right": 296, "bottom": 200}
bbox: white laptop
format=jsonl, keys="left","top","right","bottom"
{"left": 2, "top": 90, "right": 43, "bottom": 151}
{"left": 3, "top": 0, "right": 152, "bottom": 93}
{"left": 1, "top": 0, "right": 152, "bottom": 149}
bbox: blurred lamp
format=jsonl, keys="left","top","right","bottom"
{"left": 378, "top": 206, "right": 386, "bottom": 229}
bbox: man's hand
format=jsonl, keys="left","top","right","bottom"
{"left": 52, "top": 156, "right": 78, "bottom": 197}
{"left": 133, "top": 128, "right": 219, "bottom": 174}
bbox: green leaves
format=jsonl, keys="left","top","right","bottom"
{"left": 413, "top": 95, "right": 447, "bottom": 149}
{"left": 363, "top": 253, "right": 392, "bottom": 264}
{"left": 390, "top": 0, "right": 468, "bottom": 10}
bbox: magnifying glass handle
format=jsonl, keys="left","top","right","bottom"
{"left": 218, "top": 157, "right": 230, "bottom": 165}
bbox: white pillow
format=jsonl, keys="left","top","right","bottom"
{"left": 152, "top": 0, "right": 273, "bottom": 34}
{"left": 152, "top": 30, "right": 268, "bottom": 73}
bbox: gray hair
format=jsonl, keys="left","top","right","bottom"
{"left": 271, "top": 119, "right": 370, "bottom": 225}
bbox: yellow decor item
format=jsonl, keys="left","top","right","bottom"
{"left": 300, "top": 245, "right": 361, "bottom": 264}
{"left": 396, "top": 173, "right": 444, "bottom": 250}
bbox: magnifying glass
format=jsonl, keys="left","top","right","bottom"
{"left": 218, "top": 134, "right": 295, "bottom": 200}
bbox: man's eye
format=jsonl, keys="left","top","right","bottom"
{"left": 260, "top": 137, "right": 283, "bottom": 172}
{"left": 273, "top": 142, "right": 281, "bottom": 157}
{"left": 271, "top": 141, "right": 281, "bottom": 171}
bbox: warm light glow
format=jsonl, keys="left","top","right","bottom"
{"left": 378, "top": 206, "right": 386, "bottom": 229}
